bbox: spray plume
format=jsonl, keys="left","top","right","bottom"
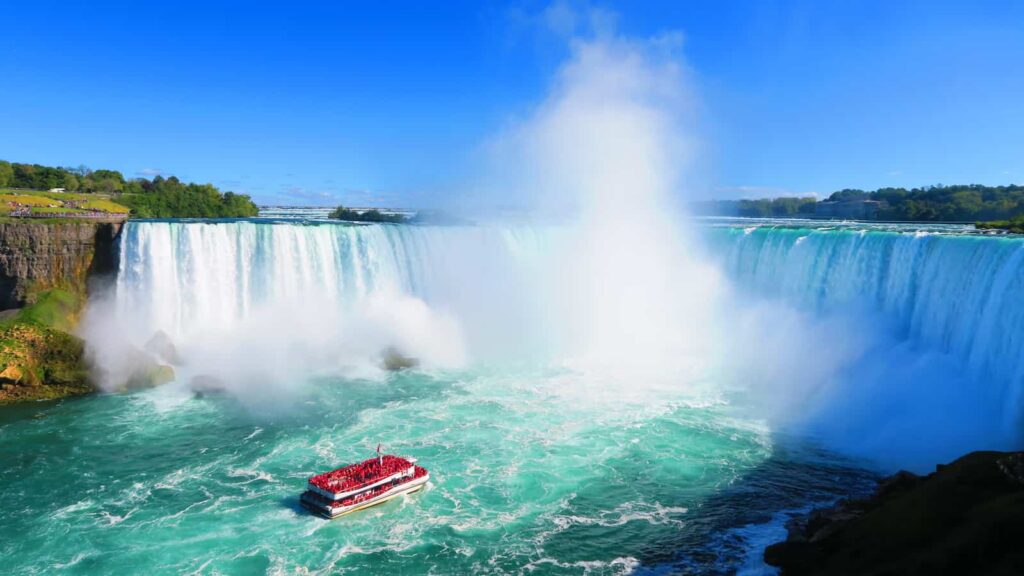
{"left": 76, "top": 3, "right": 1017, "bottom": 471}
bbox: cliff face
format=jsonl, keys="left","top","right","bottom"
{"left": 0, "top": 220, "right": 122, "bottom": 404}
{"left": 0, "top": 220, "right": 122, "bottom": 309}
{"left": 764, "top": 451, "right": 1024, "bottom": 576}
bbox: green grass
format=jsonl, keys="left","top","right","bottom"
{"left": 81, "top": 198, "right": 131, "bottom": 213}
{"left": 0, "top": 193, "right": 57, "bottom": 206}
{"left": 34, "top": 190, "right": 99, "bottom": 202}
{"left": 0, "top": 188, "right": 130, "bottom": 217}
{"left": 14, "top": 289, "right": 82, "bottom": 332}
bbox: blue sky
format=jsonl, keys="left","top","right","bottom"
{"left": 1, "top": 0, "right": 1022, "bottom": 206}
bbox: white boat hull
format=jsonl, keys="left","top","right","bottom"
{"left": 301, "top": 473, "right": 429, "bottom": 519}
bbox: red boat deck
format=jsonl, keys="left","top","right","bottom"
{"left": 304, "top": 466, "right": 429, "bottom": 510}
{"left": 309, "top": 454, "right": 415, "bottom": 495}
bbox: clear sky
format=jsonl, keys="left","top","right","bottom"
{"left": 1, "top": 0, "right": 1022, "bottom": 206}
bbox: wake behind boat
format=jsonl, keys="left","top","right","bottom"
{"left": 301, "top": 449, "right": 429, "bottom": 519}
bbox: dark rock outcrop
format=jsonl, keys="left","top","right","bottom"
{"left": 381, "top": 346, "right": 419, "bottom": 371}
{"left": 0, "top": 220, "right": 122, "bottom": 309}
{"left": 764, "top": 451, "right": 1024, "bottom": 575}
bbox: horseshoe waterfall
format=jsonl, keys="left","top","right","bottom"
{"left": 1, "top": 218, "right": 1022, "bottom": 575}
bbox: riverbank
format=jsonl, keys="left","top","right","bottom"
{"left": 764, "top": 450, "right": 1024, "bottom": 575}
{"left": 977, "top": 217, "right": 1024, "bottom": 234}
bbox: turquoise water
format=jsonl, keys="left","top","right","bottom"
{"left": 4, "top": 216, "right": 1022, "bottom": 574}
{"left": 0, "top": 368, "right": 872, "bottom": 575}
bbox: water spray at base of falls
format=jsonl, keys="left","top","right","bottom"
{"left": 80, "top": 12, "right": 1024, "bottom": 472}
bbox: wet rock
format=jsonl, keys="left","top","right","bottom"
{"left": 124, "top": 362, "right": 175, "bottom": 390}
{"left": 0, "top": 364, "right": 24, "bottom": 384}
{"left": 113, "top": 345, "right": 175, "bottom": 391}
{"left": 874, "top": 469, "right": 921, "bottom": 498}
{"left": 144, "top": 330, "right": 183, "bottom": 366}
{"left": 381, "top": 346, "right": 419, "bottom": 371}
{"left": 189, "top": 374, "right": 227, "bottom": 397}
{"left": 997, "top": 453, "right": 1024, "bottom": 485}
{"left": 764, "top": 451, "right": 1024, "bottom": 575}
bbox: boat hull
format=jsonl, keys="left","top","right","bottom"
{"left": 301, "top": 473, "right": 429, "bottom": 519}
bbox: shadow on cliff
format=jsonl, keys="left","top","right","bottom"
{"left": 85, "top": 221, "right": 122, "bottom": 295}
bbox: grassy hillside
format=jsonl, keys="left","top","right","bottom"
{"left": 0, "top": 189, "right": 130, "bottom": 217}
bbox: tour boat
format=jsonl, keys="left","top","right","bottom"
{"left": 301, "top": 450, "right": 429, "bottom": 519}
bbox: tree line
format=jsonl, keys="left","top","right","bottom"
{"left": 328, "top": 205, "right": 408, "bottom": 223}
{"left": 825, "top": 185, "right": 1024, "bottom": 221}
{"left": 693, "top": 184, "right": 1024, "bottom": 222}
{"left": 0, "top": 160, "right": 259, "bottom": 218}
{"left": 692, "top": 197, "right": 818, "bottom": 218}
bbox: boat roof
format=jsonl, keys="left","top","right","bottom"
{"left": 309, "top": 454, "right": 414, "bottom": 495}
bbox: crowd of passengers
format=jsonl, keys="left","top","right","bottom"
{"left": 309, "top": 455, "right": 413, "bottom": 492}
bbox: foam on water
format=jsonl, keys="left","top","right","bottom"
{"left": 4, "top": 218, "right": 1024, "bottom": 573}
{"left": 0, "top": 358, "right": 877, "bottom": 574}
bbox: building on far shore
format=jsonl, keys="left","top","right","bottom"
{"left": 814, "top": 199, "right": 880, "bottom": 220}
{"left": 48, "top": 188, "right": 66, "bottom": 193}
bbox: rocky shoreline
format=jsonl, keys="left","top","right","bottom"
{"left": 764, "top": 451, "right": 1024, "bottom": 575}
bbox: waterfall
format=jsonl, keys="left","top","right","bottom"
{"left": 106, "top": 220, "right": 1024, "bottom": 462}
{"left": 114, "top": 221, "right": 1024, "bottom": 385}
{"left": 713, "top": 227, "right": 1024, "bottom": 402}
{"left": 109, "top": 221, "right": 549, "bottom": 383}
{"left": 118, "top": 221, "right": 544, "bottom": 335}
{"left": 704, "top": 226, "right": 1024, "bottom": 463}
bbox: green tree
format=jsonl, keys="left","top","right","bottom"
{"left": 0, "top": 158, "right": 259, "bottom": 217}
{"left": 0, "top": 160, "right": 12, "bottom": 188}
{"left": 828, "top": 189, "right": 868, "bottom": 202}
{"left": 98, "top": 178, "right": 121, "bottom": 193}
{"left": 329, "top": 205, "right": 407, "bottom": 223}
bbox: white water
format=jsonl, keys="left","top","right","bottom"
{"left": 714, "top": 225, "right": 1024, "bottom": 463}
{"left": 720, "top": 226, "right": 1024, "bottom": 395}
{"left": 96, "top": 222, "right": 552, "bottom": 393}
{"left": 86, "top": 13, "right": 1024, "bottom": 470}
{"left": 93, "top": 219, "right": 1024, "bottom": 470}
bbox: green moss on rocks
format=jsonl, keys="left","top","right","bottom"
{"left": 0, "top": 220, "right": 122, "bottom": 405}
{"left": 0, "top": 288, "right": 92, "bottom": 405}
{"left": 14, "top": 288, "right": 82, "bottom": 332}
{"left": 122, "top": 360, "right": 175, "bottom": 392}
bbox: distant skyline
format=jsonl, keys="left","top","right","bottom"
{"left": 2, "top": 0, "right": 1022, "bottom": 206}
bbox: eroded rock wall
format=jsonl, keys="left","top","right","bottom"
{"left": 0, "top": 220, "right": 122, "bottom": 309}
